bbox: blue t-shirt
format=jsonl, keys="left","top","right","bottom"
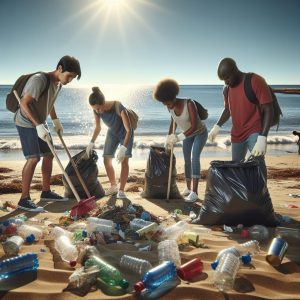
{"left": 94, "top": 102, "right": 126, "bottom": 139}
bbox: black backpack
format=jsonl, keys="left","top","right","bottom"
{"left": 244, "top": 73, "right": 283, "bottom": 129}
{"left": 6, "top": 72, "right": 50, "bottom": 113}
{"left": 192, "top": 99, "right": 208, "bottom": 120}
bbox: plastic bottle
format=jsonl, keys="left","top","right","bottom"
{"left": 86, "top": 217, "right": 115, "bottom": 235}
{"left": 2, "top": 235, "right": 24, "bottom": 256}
{"left": 248, "top": 225, "right": 269, "bottom": 241}
{"left": 214, "top": 252, "right": 240, "bottom": 292}
{"left": 157, "top": 239, "right": 181, "bottom": 267}
{"left": 119, "top": 255, "right": 152, "bottom": 276}
{"left": 136, "top": 222, "right": 159, "bottom": 238}
{"left": 17, "top": 224, "right": 43, "bottom": 242}
{"left": 134, "top": 261, "right": 177, "bottom": 292}
{"left": 55, "top": 235, "right": 78, "bottom": 267}
{"left": 162, "top": 220, "right": 188, "bottom": 240}
{"left": 84, "top": 255, "right": 129, "bottom": 289}
{"left": 51, "top": 226, "right": 73, "bottom": 239}
{"left": 0, "top": 252, "right": 39, "bottom": 279}
{"left": 177, "top": 258, "right": 203, "bottom": 281}
{"left": 68, "top": 265, "right": 100, "bottom": 288}
{"left": 275, "top": 227, "right": 300, "bottom": 240}
{"left": 129, "top": 218, "right": 153, "bottom": 231}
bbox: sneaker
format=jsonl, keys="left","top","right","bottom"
{"left": 40, "top": 190, "right": 69, "bottom": 202}
{"left": 117, "top": 190, "right": 127, "bottom": 199}
{"left": 184, "top": 191, "right": 199, "bottom": 203}
{"left": 181, "top": 188, "right": 191, "bottom": 197}
{"left": 18, "top": 197, "right": 44, "bottom": 212}
{"left": 105, "top": 185, "right": 118, "bottom": 196}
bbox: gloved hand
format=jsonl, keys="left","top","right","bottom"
{"left": 116, "top": 145, "right": 127, "bottom": 163}
{"left": 36, "top": 124, "right": 50, "bottom": 142}
{"left": 251, "top": 135, "right": 267, "bottom": 156}
{"left": 52, "top": 118, "right": 63, "bottom": 136}
{"left": 85, "top": 142, "right": 94, "bottom": 158}
{"left": 169, "top": 133, "right": 185, "bottom": 144}
{"left": 208, "top": 124, "right": 221, "bottom": 142}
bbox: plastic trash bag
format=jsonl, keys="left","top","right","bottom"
{"left": 63, "top": 150, "right": 105, "bottom": 199}
{"left": 193, "top": 158, "right": 279, "bottom": 226}
{"left": 142, "top": 146, "right": 181, "bottom": 199}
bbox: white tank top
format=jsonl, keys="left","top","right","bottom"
{"left": 169, "top": 99, "right": 206, "bottom": 134}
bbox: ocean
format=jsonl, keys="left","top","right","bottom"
{"left": 0, "top": 84, "right": 299, "bottom": 161}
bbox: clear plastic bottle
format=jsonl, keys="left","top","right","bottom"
{"left": 134, "top": 261, "right": 177, "bottom": 292}
{"left": 2, "top": 235, "right": 24, "bottom": 256}
{"left": 129, "top": 218, "right": 153, "bottom": 231}
{"left": 86, "top": 217, "right": 114, "bottom": 235}
{"left": 17, "top": 224, "right": 43, "bottom": 242}
{"left": 136, "top": 222, "right": 158, "bottom": 238}
{"left": 162, "top": 220, "right": 188, "bottom": 240}
{"left": 119, "top": 255, "right": 152, "bottom": 276}
{"left": 51, "top": 226, "right": 73, "bottom": 239}
{"left": 214, "top": 252, "right": 240, "bottom": 292}
{"left": 157, "top": 239, "right": 181, "bottom": 267}
{"left": 248, "top": 225, "right": 269, "bottom": 241}
{"left": 275, "top": 227, "right": 300, "bottom": 240}
{"left": 0, "top": 252, "right": 39, "bottom": 279}
{"left": 55, "top": 235, "right": 78, "bottom": 267}
{"left": 84, "top": 255, "right": 129, "bottom": 289}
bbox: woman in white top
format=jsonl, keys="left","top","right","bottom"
{"left": 153, "top": 78, "right": 208, "bottom": 202}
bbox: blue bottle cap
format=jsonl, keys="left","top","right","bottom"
{"left": 82, "top": 230, "right": 87, "bottom": 238}
{"left": 241, "top": 254, "right": 252, "bottom": 264}
{"left": 211, "top": 260, "right": 218, "bottom": 270}
{"left": 26, "top": 234, "right": 36, "bottom": 243}
{"left": 141, "top": 211, "right": 151, "bottom": 221}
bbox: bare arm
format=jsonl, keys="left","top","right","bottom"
{"left": 168, "top": 117, "right": 177, "bottom": 134}
{"left": 91, "top": 113, "right": 101, "bottom": 142}
{"left": 216, "top": 108, "right": 231, "bottom": 127}
{"left": 120, "top": 110, "right": 132, "bottom": 147}
{"left": 260, "top": 103, "right": 273, "bottom": 136}
{"left": 20, "top": 94, "right": 40, "bottom": 126}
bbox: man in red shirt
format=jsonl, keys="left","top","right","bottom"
{"left": 208, "top": 57, "right": 274, "bottom": 162}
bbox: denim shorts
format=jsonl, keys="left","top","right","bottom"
{"left": 103, "top": 129, "right": 134, "bottom": 158}
{"left": 16, "top": 125, "right": 52, "bottom": 159}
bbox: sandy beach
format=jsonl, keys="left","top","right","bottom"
{"left": 1, "top": 153, "right": 300, "bottom": 300}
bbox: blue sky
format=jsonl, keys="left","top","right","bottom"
{"left": 0, "top": 0, "right": 299, "bottom": 85}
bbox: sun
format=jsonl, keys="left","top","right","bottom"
{"left": 103, "top": 0, "right": 126, "bottom": 9}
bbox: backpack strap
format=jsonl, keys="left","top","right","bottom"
{"left": 114, "top": 100, "right": 132, "bottom": 129}
{"left": 244, "top": 73, "right": 259, "bottom": 105}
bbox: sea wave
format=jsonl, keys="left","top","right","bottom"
{"left": 0, "top": 134, "right": 297, "bottom": 151}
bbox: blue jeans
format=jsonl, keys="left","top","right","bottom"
{"left": 16, "top": 125, "right": 52, "bottom": 159}
{"left": 103, "top": 129, "right": 134, "bottom": 158}
{"left": 182, "top": 128, "right": 208, "bottom": 180}
{"left": 231, "top": 132, "right": 259, "bottom": 162}
{"left": 231, "top": 132, "right": 267, "bottom": 176}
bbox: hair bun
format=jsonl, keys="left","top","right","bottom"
{"left": 92, "top": 86, "right": 101, "bottom": 94}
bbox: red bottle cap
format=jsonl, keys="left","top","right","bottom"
{"left": 134, "top": 281, "right": 145, "bottom": 292}
{"left": 69, "top": 260, "right": 77, "bottom": 267}
{"left": 240, "top": 229, "right": 250, "bottom": 238}
{"left": 177, "top": 258, "right": 203, "bottom": 281}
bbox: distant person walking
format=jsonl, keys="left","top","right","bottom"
{"left": 208, "top": 57, "right": 274, "bottom": 164}
{"left": 14, "top": 55, "right": 81, "bottom": 212}
{"left": 86, "top": 87, "right": 134, "bottom": 199}
{"left": 292, "top": 131, "right": 300, "bottom": 154}
{"left": 153, "top": 78, "right": 208, "bottom": 203}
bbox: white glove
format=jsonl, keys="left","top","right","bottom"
{"left": 85, "top": 142, "right": 94, "bottom": 158}
{"left": 251, "top": 135, "right": 267, "bottom": 156}
{"left": 116, "top": 145, "right": 127, "bottom": 163}
{"left": 52, "top": 118, "right": 63, "bottom": 136}
{"left": 169, "top": 133, "right": 185, "bottom": 144}
{"left": 36, "top": 124, "right": 50, "bottom": 142}
{"left": 208, "top": 124, "right": 221, "bottom": 142}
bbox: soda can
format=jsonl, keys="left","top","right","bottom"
{"left": 266, "top": 237, "right": 288, "bottom": 266}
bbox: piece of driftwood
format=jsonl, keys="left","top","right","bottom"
{"left": 272, "top": 88, "right": 300, "bottom": 94}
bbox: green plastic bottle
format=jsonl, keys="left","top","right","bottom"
{"left": 84, "top": 256, "right": 129, "bottom": 289}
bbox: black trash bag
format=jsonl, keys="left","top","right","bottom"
{"left": 63, "top": 150, "right": 105, "bottom": 200}
{"left": 193, "top": 158, "right": 279, "bottom": 226}
{"left": 142, "top": 146, "right": 181, "bottom": 199}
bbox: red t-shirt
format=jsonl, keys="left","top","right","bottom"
{"left": 224, "top": 74, "right": 273, "bottom": 142}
